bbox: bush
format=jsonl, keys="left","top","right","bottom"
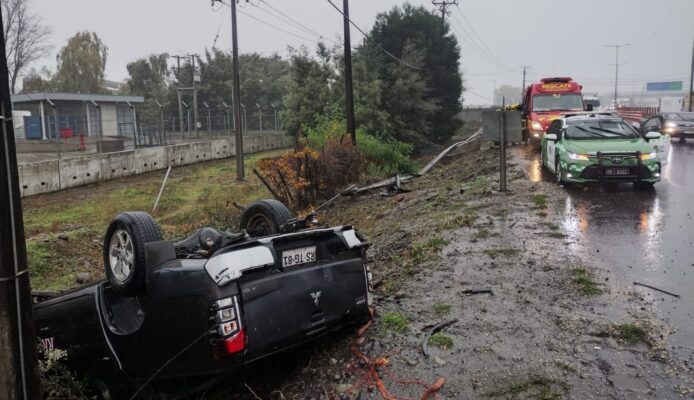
{"left": 303, "top": 116, "right": 415, "bottom": 177}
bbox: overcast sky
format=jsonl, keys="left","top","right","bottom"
{"left": 30, "top": 0, "right": 694, "bottom": 106}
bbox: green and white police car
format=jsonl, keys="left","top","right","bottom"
{"left": 540, "top": 114, "right": 661, "bottom": 186}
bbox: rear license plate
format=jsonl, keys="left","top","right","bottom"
{"left": 282, "top": 246, "right": 316, "bottom": 267}
{"left": 605, "top": 167, "right": 629, "bottom": 176}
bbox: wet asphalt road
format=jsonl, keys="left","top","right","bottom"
{"left": 513, "top": 140, "right": 694, "bottom": 355}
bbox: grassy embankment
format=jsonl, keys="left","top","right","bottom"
{"left": 23, "top": 150, "right": 286, "bottom": 291}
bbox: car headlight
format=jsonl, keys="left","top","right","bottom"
{"left": 530, "top": 121, "right": 543, "bottom": 131}
{"left": 640, "top": 152, "right": 657, "bottom": 161}
{"left": 568, "top": 153, "right": 590, "bottom": 161}
{"left": 664, "top": 121, "right": 677, "bottom": 128}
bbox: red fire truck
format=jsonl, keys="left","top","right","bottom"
{"left": 521, "top": 77, "right": 586, "bottom": 142}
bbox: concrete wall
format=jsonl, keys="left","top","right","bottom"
{"left": 459, "top": 108, "right": 494, "bottom": 123}
{"left": 18, "top": 133, "right": 293, "bottom": 197}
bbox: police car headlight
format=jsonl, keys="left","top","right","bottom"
{"left": 664, "top": 121, "right": 677, "bottom": 128}
{"left": 640, "top": 152, "right": 657, "bottom": 161}
{"left": 530, "top": 121, "right": 543, "bottom": 131}
{"left": 568, "top": 153, "right": 590, "bottom": 161}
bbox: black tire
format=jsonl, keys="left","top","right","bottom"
{"left": 555, "top": 157, "right": 563, "bottom": 185}
{"left": 240, "top": 199, "right": 294, "bottom": 237}
{"left": 103, "top": 212, "right": 163, "bottom": 296}
{"left": 540, "top": 145, "right": 547, "bottom": 170}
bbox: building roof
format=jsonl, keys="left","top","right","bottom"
{"left": 11, "top": 92, "right": 144, "bottom": 104}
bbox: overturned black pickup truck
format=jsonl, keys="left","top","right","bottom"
{"left": 33, "top": 200, "right": 371, "bottom": 399}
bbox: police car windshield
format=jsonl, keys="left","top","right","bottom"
{"left": 565, "top": 119, "right": 641, "bottom": 140}
{"left": 532, "top": 94, "right": 584, "bottom": 112}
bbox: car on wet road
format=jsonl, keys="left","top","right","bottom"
{"left": 640, "top": 111, "right": 694, "bottom": 142}
{"left": 540, "top": 114, "right": 662, "bottom": 186}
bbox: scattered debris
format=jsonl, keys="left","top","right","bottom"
{"left": 462, "top": 288, "right": 493, "bottom": 295}
{"left": 75, "top": 272, "right": 91, "bottom": 284}
{"left": 422, "top": 319, "right": 458, "bottom": 357}
{"left": 633, "top": 282, "right": 680, "bottom": 298}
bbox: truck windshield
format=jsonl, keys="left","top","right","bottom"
{"left": 565, "top": 120, "right": 641, "bottom": 140}
{"left": 532, "top": 94, "right": 584, "bottom": 112}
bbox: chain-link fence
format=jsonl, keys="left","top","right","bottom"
{"left": 12, "top": 101, "right": 285, "bottom": 164}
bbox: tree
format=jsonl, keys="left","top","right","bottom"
{"left": 53, "top": 31, "right": 108, "bottom": 93}
{"left": 367, "top": 5, "right": 463, "bottom": 145}
{"left": 125, "top": 53, "right": 170, "bottom": 101}
{"left": 1, "top": 0, "right": 52, "bottom": 93}
{"left": 282, "top": 44, "right": 336, "bottom": 134}
{"left": 21, "top": 66, "right": 53, "bottom": 92}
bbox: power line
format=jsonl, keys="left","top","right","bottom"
{"left": 465, "top": 87, "right": 492, "bottom": 101}
{"left": 455, "top": 4, "right": 510, "bottom": 71}
{"left": 636, "top": 0, "right": 685, "bottom": 48}
{"left": 324, "top": 0, "right": 425, "bottom": 70}
{"left": 448, "top": 13, "right": 512, "bottom": 72}
{"left": 259, "top": 0, "right": 328, "bottom": 40}
{"left": 251, "top": 1, "right": 337, "bottom": 44}
{"left": 236, "top": 8, "right": 325, "bottom": 44}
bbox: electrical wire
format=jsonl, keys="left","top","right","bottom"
{"left": 449, "top": 13, "right": 514, "bottom": 72}
{"left": 259, "top": 0, "right": 327, "bottom": 40}
{"left": 465, "top": 88, "right": 492, "bottom": 101}
{"left": 635, "top": 0, "right": 685, "bottom": 48}
{"left": 251, "top": 1, "right": 337, "bottom": 44}
{"left": 455, "top": 3, "right": 512, "bottom": 71}
{"left": 234, "top": 7, "right": 325, "bottom": 45}
{"left": 323, "top": 0, "right": 426, "bottom": 70}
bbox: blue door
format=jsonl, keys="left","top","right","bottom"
{"left": 24, "top": 116, "right": 43, "bottom": 140}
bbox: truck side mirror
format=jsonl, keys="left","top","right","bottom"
{"left": 586, "top": 104, "right": 594, "bottom": 111}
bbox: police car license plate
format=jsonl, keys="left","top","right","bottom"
{"left": 282, "top": 246, "right": 316, "bottom": 267}
{"left": 605, "top": 167, "right": 629, "bottom": 176}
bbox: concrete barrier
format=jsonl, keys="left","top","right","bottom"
{"left": 19, "top": 133, "right": 292, "bottom": 197}
{"left": 18, "top": 160, "right": 60, "bottom": 196}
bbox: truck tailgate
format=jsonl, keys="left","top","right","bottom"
{"left": 239, "top": 258, "right": 368, "bottom": 354}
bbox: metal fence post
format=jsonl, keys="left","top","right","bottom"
{"left": 500, "top": 96, "right": 507, "bottom": 192}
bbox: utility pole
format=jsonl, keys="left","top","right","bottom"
{"left": 230, "top": 0, "right": 244, "bottom": 179}
{"left": 604, "top": 43, "right": 630, "bottom": 109}
{"left": 520, "top": 66, "right": 530, "bottom": 99}
{"left": 0, "top": 13, "right": 42, "bottom": 399}
{"left": 689, "top": 35, "right": 693, "bottom": 112}
{"left": 343, "top": 0, "right": 356, "bottom": 146}
{"left": 172, "top": 55, "right": 186, "bottom": 134}
{"left": 191, "top": 54, "right": 200, "bottom": 139}
{"left": 432, "top": 0, "right": 458, "bottom": 26}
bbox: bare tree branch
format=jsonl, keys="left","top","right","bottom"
{"left": 1, "top": 0, "right": 52, "bottom": 93}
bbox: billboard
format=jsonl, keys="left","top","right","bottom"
{"left": 646, "top": 81, "right": 683, "bottom": 91}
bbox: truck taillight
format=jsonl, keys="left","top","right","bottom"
{"left": 223, "top": 329, "right": 246, "bottom": 354}
{"left": 210, "top": 296, "right": 246, "bottom": 355}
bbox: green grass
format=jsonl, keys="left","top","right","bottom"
{"left": 433, "top": 303, "right": 452, "bottom": 316}
{"left": 428, "top": 333, "right": 453, "bottom": 349}
{"left": 613, "top": 323, "right": 650, "bottom": 345}
{"left": 22, "top": 150, "right": 287, "bottom": 291}
{"left": 442, "top": 212, "right": 477, "bottom": 229}
{"left": 410, "top": 236, "right": 449, "bottom": 263}
{"left": 483, "top": 247, "right": 520, "bottom": 258}
{"left": 380, "top": 311, "right": 408, "bottom": 333}
{"left": 466, "top": 176, "right": 491, "bottom": 195}
{"left": 548, "top": 232, "right": 566, "bottom": 239}
{"left": 531, "top": 193, "right": 548, "bottom": 209}
{"left": 483, "top": 375, "right": 568, "bottom": 399}
{"left": 570, "top": 268, "right": 602, "bottom": 295}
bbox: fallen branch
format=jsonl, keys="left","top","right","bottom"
{"left": 253, "top": 168, "right": 282, "bottom": 201}
{"left": 633, "top": 282, "right": 680, "bottom": 298}
{"left": 422, "top": 319, "right": 458, "bottom": 357}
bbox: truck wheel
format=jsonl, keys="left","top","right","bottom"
{"left": 103, "top": 212, "right": 163, "bottom": 296}
{"left": 240, "top": 199, "right": 294, "bottom": 237}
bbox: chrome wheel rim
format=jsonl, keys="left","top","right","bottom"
{"left": 109, "top": 229, "right": 134, "bottom": 282}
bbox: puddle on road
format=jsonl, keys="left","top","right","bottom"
{"left": 512, "top": 144, "right": 694, "bottom": 358}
